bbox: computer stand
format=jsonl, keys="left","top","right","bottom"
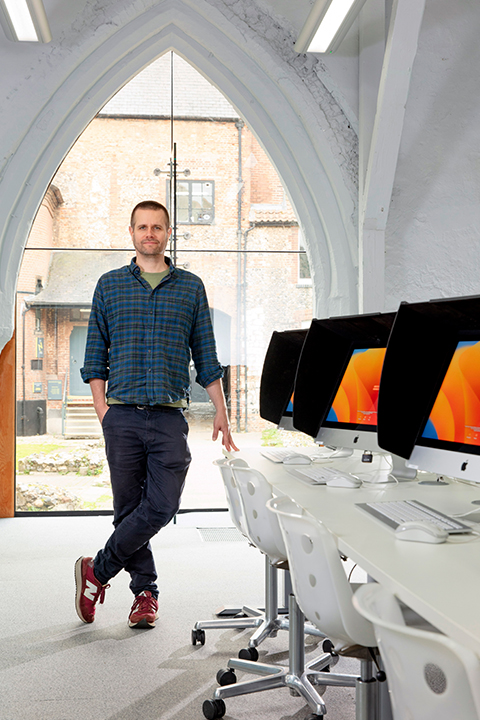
{"left": 314, "top": 446, "right": 353, "bottom": 460}
{"left": 357, "top": 453, "right": 418, "bottom": 484}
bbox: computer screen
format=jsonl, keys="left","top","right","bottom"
{"left": 408, "top": 338, "right": 480, "bottom": 481}
{"left": 259, "top": 329, "right": 307, "bottom": 430}
{"left": 325, "top": 347, "right": 386, "bottom": 428}
{"left": 317, "top": 346, "right": 386, "bottom": 453}
{"left": 317, "top": 344, "right": 416, "bottom": 480}
{"left": 277, "top": 392, "right": 295, "bottom": 430}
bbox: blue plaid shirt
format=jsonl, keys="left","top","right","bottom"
{"left": 81, "top": 257, "right": 223, "bottom": 405}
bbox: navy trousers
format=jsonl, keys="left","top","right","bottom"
{"left": 94, "top": 404, "right": 191, "bottom": 597}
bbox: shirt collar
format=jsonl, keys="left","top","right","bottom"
{"left": 129, "top": 256, "right": 177, "bottom": 278}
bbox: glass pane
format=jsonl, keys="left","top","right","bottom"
{"left": 176, "top": 182, "right": 189, "bottom": 195}
{"left": 15, "top": 51, "right": 314, "bottom": 514}
{"left": 177, "top": 194, "right": 189, "bottom": 223}
{"left": 175, "top": 248, "right": 313, "bottom": 510}
{"left": 16, "top": 246, "right": 312, "bottom": 513}
{"left": 191, "top": 198, "right": 202, "bottom": 222}
{"left": 15, "top": 249, "right": 134, "bottom": 513}
{"left": 177, "top": 206, "right": 189, "bottom": 222}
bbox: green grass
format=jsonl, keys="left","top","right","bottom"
{"left": 80, "top": 494, "right": 113, "bottom": 510}
{"left": 261, "top": 428, "right": 284, "bottom": 446}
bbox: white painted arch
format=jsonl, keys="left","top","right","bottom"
{"left": 0, "top": 0, "right": 358, "bottom": 352}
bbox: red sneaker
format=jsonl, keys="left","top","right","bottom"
{"left": 74, "top": 556, "right": 109, "bottom": 623}
{"left": 128, "top": 591, "right": 159, "bottom": 628}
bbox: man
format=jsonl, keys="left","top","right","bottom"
{"left": 76, "top": 200, "right": 238, "bottom": 628}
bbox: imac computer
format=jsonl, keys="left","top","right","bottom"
{"left": 407, "top": 338, "right": 480, "bottom": 483}
{"left": 259, "top": 328, "right": 308, "bottom": 431}
{"left": 377, "top": 294, "right": 480, "bottom": 485}
{"left": 293, "top": 311, "right": 415, "bottom": 480}
{"left": 316, "top": 345, "right": 416, "bottom": 482}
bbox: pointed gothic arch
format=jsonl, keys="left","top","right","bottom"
{"left": 0, "top": 0, "right": 357, "bottom": 353}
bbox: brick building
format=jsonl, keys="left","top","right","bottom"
{"left": 17, "top": 53, "right": 312, "bottom": 436}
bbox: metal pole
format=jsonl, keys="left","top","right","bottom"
{"left": 173, "top": 142, "right": 177, "bottom": 266}
{"left": 21, "top": 304, "right": 28, "bottom": 437}
{"left": 235, "top": 119, "right": 244, "bottom": 432}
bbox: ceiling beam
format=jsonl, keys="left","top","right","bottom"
{"left": 359, "top": 0, "right": 427, "bottom": 312}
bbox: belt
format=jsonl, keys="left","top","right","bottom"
{"left": 135, "top": 404, "right": 181, "bottom": 412}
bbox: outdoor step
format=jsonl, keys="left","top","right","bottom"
{"left": 65, "top": 405, "right": 102, "bottom": 438}
{"left": 66, "top": 413, "right": 97, "bottom": 421}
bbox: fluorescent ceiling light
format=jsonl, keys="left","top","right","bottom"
{"left": 295, "top": 0, "right": 368, "bottom": 54}
{"left": 0, "top": 0, "right": 51, "bottom": 42}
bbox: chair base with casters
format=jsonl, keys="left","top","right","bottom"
{"left": 193, "top": 458, "right": 291, "bottom": 651}
{"left": 192, "top": 552, "right": 324, "bottom": 654}
{"left": 202, "top": 593, "right": 372, "bottom": 720}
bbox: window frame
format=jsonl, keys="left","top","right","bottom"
{"left": 167, "top": 179, "right": 215, "bottom": 225}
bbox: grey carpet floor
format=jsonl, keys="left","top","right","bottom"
{"left": 0, "top": 514, "right": 358, "bottom": 720}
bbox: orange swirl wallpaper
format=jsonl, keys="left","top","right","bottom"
{"left": 422, "top": 341, "right": 480, "bottom": 446}
{"left": 326, "top": 348, "right": 386, "bottom": 426}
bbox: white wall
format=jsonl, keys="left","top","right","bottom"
{"left": 385, "top": 0, "right": 480, "bottom": 308}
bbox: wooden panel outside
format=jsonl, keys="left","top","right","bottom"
{"left": 0, "top": 333, "right": 15, "bottom": 517}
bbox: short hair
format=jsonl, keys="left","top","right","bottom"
{"left": 130, "top": 201, "right": 170, "bottom": 229}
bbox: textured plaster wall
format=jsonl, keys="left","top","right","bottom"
{"left": 0, "top": 0, "right": 360, "bottom": 355}
{"left": 385, "top": 0, "right": 480, "bottom": 309}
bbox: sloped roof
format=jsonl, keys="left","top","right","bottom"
{"left": 101, "top": 53, "right": 239, "bottom": 120}
{"left": 28, "top": 251, "right": 133, "bottom": 307}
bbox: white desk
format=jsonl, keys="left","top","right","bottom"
{"left": 238, "top": 449, "right": 480, "bottom": 656}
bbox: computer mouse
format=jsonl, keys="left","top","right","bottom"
{"left": 325, "top": 474, "right": 362, "bottom": 488}
{"left": 394, "top": 520, "right": 448, "bottom": 544}
{"left": 283, "top": 454, "right": 312, "bottom": 465}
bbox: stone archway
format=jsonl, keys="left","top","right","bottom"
{"left": 0, "top": 0, "right": 358, "bottom": 354}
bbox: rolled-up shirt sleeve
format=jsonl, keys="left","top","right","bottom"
{"left": 190, "top": 282, "right": 224, "bottom": 388}
{"left": 80, "top": 281, "right": 110, "bottom": 383}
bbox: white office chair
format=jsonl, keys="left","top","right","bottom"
{"left": 263, "top": 495, "right": 380, "bottom": 720}
{"left": 192, "top": 457, "right": 289, "bottom": 650}
{"left": 202, "top": 468, "right": 334, "bottom": 720}
{"left": 353, "top": 583, "right": 480, "bottom": 720}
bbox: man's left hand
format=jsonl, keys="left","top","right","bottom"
{"left": 212, "top": 411, "right": 239, "bottom": 452}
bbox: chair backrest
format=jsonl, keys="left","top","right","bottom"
{"left": 353, "top": 583, "right": 480, "bottom": 720}
{"left": 230, "top": 465, "right": 287, "bottom": 565}
{"left": 267, "top": 495, "right": 376, "bottom": 650}
{"left": 213, "top": 457, "right": 249, "bottom": 536}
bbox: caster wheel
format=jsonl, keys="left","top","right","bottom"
{"left": 202, "top": 698, "right": 226, "bottom": 719}
{"left": 322, "top": 639, "right": 334, "bottom": 654}
{"left": 192, "top": 628, "right": 206, "bottom": 646}
{"left": 216, "top": 668, "right": 237, "bottom": 686}
{"left": 305, "top": 715, "right": 324, "bottom": 720}
{"left": 238, "top": 646, "right": 259, "bottom": 661}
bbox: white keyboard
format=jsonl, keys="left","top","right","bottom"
{"left": 357, "top": 500, "right": 471, "bottom": 535}
{"left": 260, "top": 448, "right": 311, "bottom": 464}
{"left": 288, "top": 465, "right": 356, "bottom": 485}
